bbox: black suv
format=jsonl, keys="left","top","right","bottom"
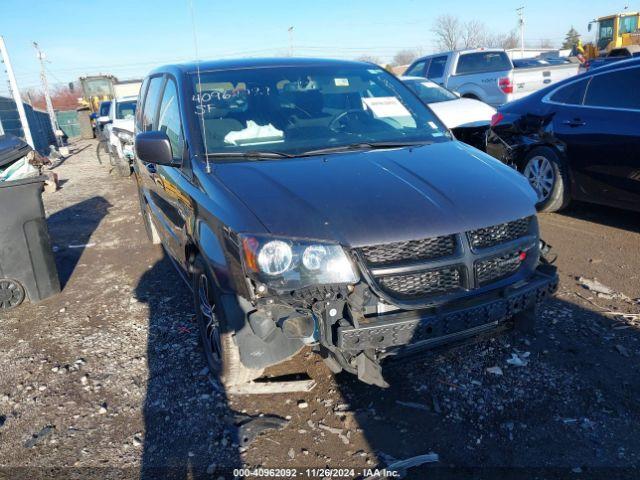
{"left": 134, "top": 58, "right": 558, "bottom": 388}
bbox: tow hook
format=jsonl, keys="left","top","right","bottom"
{"left": 539, "top": 239, "right": 557, "bottom": 265}
{"left": 356, "top": 350, "right": 389, "bottom": 388}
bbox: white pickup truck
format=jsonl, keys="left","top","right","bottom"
{"left": 404, "top": 48, "right": 579, "bottom": 106}
{"left": 103, "top": 95, "right": 137, "bottom": 176}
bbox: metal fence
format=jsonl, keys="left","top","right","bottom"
{"left": 0, "top": 95, "right": 56, "bottom": 154}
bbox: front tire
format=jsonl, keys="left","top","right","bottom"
{"left": 521, "top": 147, "right": 570, "bottom": 213}
{"left": 116, "top": 157, "right": 132, "bottom": 177}
{"left": 192, "top": 256, "right": 264, "bottom": 388}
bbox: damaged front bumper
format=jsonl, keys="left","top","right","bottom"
{"left": 337, "top": 263, "right": 558, "bottom": 355}
{"left": 233, "top": 228, "right": 558, "bottom": 387}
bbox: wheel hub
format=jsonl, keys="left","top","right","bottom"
{"left": 0, "top": 279, "right": 25, "bottom": 309}
{"left": 524, "top": 155, "right": 555, "bottom": 202}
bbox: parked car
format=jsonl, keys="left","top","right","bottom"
{"left": 134, "top": 58, "right": 558, "bottom": 388}
{"left": 104, "top": 96, "right": 137, "bottom": 176}
{"left": 95, "top": 100, "right": 111, "bottom": 137}
{"left": 404, "top": 48, "right": 579, "bottom": 106}
{"left": 400, "top": 75, "right": 496, "bottom": 150}
{"left": 486, "top": 58, "right": 640, "bottom": 213}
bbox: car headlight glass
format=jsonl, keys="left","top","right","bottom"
{"left": 257, "top": 240, "right": 292, "bottom": 275}
{"left": 241, "top": 234, "right": 359, "bottom": 291}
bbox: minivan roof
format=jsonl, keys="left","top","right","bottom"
{"left": 149, "top": 57, "right": 375, "bottom": 76}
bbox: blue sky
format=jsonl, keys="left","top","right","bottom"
{"left": 1, "top": 0, "right": 605, "bottom": 94}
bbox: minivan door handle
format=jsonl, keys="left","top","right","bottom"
{"left": 562, "top": 119, "right": 586, "bottom": 127}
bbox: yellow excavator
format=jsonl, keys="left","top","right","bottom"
{"left": 77, "top": 75, "right": 117, "bottom": 113}
{"left": 584, "top": 11, "right": 640, "bottom": 59}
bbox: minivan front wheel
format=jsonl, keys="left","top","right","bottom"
{"left": 522, "top": 147, "right": 570, "bottom": 212}
{"left": 192, "top": 256, "right": 264, "bottom": 388}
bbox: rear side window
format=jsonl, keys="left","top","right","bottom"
{"left": 404, "top": 60, "right": 427, "bottom": 77}
{"left": 549, "top": 79, "right": 588, "bottom": 105}
{"left": 584, "top": 67, "right": 640, "bottom": 109}
{"left": 157, "top": 80, "right": 184, "bottom": 159}
{"left": 141, "top": 76, "right": 165, "bottom": 131}
{"left": 456, "top": 52, "right": 511, "bottom": 75}
{"left": 427, "top": 56, "right": 447, "bottom": 79}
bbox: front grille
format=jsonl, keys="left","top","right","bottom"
{"left": 378, "top": 266, "right": 463, "bottom": 298}
{"left": 475, "top": 250, "right": 523, "bottom": 286}
{"left": 358, "top": 235, "right": 457, "bottom": 266}
{"left": 468, "top": 217, "right": 531, "bottom": 250}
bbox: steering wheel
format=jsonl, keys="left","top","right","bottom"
{"left": 285, "top": 105, "right": 313, "bottom": 127}
{"left": 328, "top": 109, "right": 369, "bottom": 132}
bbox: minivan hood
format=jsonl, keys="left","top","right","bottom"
{"left": 215, "top": 142, "right": 537, "bottom": 247}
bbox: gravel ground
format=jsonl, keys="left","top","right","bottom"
{"left": 0, "top": 140, "right": 639, "bottom": 479}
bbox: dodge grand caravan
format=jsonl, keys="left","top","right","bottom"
{"left": 133, "top": 58, "right": 558, "bottom": 388}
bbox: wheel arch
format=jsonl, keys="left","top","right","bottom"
{"left": 517, "top": 142, "right": 574, "bottom": 211}
{"left": 189, "top": 219, "right": 240, "bottom": 295}
{"left": 190, "top": 223, "right": 303, "bottom": 372}
{"left": 453, "top": 83, "right": 486, "bottom": 102}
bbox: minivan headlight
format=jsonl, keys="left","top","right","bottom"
{"left": 240, "top": 234, "right": 359, "bottom": 291}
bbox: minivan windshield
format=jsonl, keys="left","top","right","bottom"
{"left": 190, "top": 64, "right": 451, "bottom": 158}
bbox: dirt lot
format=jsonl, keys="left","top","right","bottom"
{"left": 1, "top": 140, "right": 639, "bottom": 479}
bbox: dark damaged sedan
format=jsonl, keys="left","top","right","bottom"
{"left": 487, "top": 58, "right": 640, "bottom": 212}
{"left": 133, "top": 58, "right": 558, "bottom": 388}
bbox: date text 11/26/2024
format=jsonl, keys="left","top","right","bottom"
{"left": 232, "top": 467, "right": 401, "bottom": 478}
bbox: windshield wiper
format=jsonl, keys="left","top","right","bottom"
{"left": 205, "top": 150, "right": 295, "bottom": 160}
{"left": 299, "top": 141, "right": 433, "bottom": 157}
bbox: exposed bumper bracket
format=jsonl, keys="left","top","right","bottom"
{"left": 356, "top": 350, "right": 390, "bottom": 388}
{"left": 338, "top": 266, "right": 558, "bottom": 352}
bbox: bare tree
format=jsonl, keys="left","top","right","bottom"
{"left": 484, "top": 29, "right": 520, "bottom": 49}
{"left": 391, "top": 49, "right": 419, "bottom": 66}
{"left": 461, "top": 20, "right": 486, "bottom": 49}
{"left": 432, "top": 14, "right": 460, "bottom": 51}
{"left": 356, "top": 55, "right": 382, "bottom": 65}
{"left": 500, "top": 29, "right": 520, "bottom": 49}
{"left": 23, "top": 84, "right": 79, "bottom": 110}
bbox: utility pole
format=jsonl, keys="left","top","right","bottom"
{"left": 34, "top": 42, "right": 61, "bottom": 147}
{"left": 288, "top": 26, "right": 294, "bottom": 57}
{"left": 0, "top": 36, "right": 35, "bottom": 147}
{"left": 516, "top": 7, "right": 525, "bottom": 58}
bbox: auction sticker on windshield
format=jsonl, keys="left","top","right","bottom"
{"left": 362, "top": 97, "right": 411, "bottom": 118}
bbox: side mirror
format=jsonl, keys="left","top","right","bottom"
{"left": 135, "top": 131, "right": 176, "bottom": 166}
{"left": 588, "top": 23, "right": 592, "bottom": 32}
{"left": 98, "top": 115, "right": 111, "bottom": 124}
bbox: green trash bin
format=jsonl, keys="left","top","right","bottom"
{"left": 0, "top": 175, "right": 60, "bottom": 309}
